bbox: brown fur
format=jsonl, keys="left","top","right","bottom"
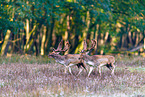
{"left": 80, "top": 54, "right": 116, "bottom": 77}
{"left": 48, "top": 53, "right": 87, "bottom": 75}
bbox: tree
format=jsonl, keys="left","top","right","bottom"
{"left": 0, "top": 0, "right": 145, "bottom": 56}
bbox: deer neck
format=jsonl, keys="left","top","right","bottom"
{"left": 51, "top": 54, "right": 66, "bottom": 64}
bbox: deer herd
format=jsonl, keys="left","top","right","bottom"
{"left": 48, "top": 39, "right": 116, "bottom": 77}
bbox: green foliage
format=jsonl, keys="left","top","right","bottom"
{"left": 0, "top": 0, "right": 145, "bottom": 55}
{"left": 0, "top": 1, "right": 24, "bottom": 34}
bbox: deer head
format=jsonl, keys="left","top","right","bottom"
{"left": 79, "top": 39, "right": 96, "bottom": 62}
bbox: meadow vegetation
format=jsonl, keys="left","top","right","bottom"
{"left": 0, "top": 54, "right": 145, "bottom": 97}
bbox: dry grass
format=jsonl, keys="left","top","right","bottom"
{"left": 0, "top": 54, "right": 145, "bottom": 97}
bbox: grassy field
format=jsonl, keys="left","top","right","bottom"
{"left": 0, "top": 54, "right": 145, "bottom": 97}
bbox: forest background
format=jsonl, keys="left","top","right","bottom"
{"left": 0, "top": 0, "right": 145, "bottom": 56}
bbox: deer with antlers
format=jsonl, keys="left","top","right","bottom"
{"left": 48, "top": 39, "right": 88, "bottom": 75}
{"left": 80, "top": 40, "right": 116, "bottom": 77}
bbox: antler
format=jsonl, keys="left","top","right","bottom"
{"left": 83, "top": 39, "right": 87, "bottom": 51}
{"left": 53, "top": 39, "right": 70, "bottom": 52}
{"left": 62, "top": 40, "right": 71, "bottom": 51}
{"left": 80, "top": 39, "right": 96, "bottom": 54}
{"left": 89, "top": 39, "right": 96, "bottom": 50}
{"left": 53, "top": 39, "right": 63, "bottom": 52}
{"left": 83, "top": 39, "right": 96, "bottom": 52}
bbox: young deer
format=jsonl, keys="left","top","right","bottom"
{"left": 48, "top": 40, "right": 87, "bottom": 75}
{"left": 80, "top": 40, "right": 116, "bottom": 77}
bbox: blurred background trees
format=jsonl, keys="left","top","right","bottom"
{"left": 0, "top": 0, "right": 145, "bottom": 56}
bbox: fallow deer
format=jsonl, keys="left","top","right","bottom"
{"left": 48, "top": 40, "right": 87, "bottom": 75}
{"left": 80, "top": 40, "right": 116, "bottom": 77}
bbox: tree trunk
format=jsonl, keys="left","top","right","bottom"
{"left": 40, "top": 25, "right": 46, "bottom": 55}
{"left": 128, "top": 30, "right": 133, "bottom": 47}
{"left": 100, "top": 33, "right": 104, "bottom": 55}
{"left": 47, "top": 17, "right": 55, "bottom": 53}
{"left": 74, "top": 11, "right": 89, "bottom": 53}
{"left": 63, "top": 15, "right": 70, "bottom": 55}
{"left": 33, "top": 26, "right": 40, "bottom": 56}
{"left": 121, "top": 34, "right": 124, "bottom": 48}
{"left": 144, "top": 30, "right": 145, "bottom": 49}
{"left": 110, "top": 36, "right": 116, "bottom": 51}
{"left": 104, "top": 32, "right": 109, "bottom": 44}
{"left": 24, "top": 23, "right": 37, "bottom": 53}
{"left": 1, "top": 30, "right": 11, "bottom": 56}
{"left": 135, "top": 32, "right": 138, "bottom": 47}
{"left": 24, "top": 19, "right": 30, "bottom": 51}
{"left": 94, "top": 24, "right": 99, "bottom": 54}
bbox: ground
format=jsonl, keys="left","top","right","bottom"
{"left": 0, "top": 54, "right": 145, "bottom": 97}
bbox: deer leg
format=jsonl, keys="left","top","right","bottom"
{"left": 106, "top": 63, "right": 112, "bottom": 70}
{"left": 98, "top": 65, "right": 102, "bottom": 76}
{"left": 64, "top": 62, "right": 71, "bottom": 74}
{"left": 64, "top": 66, "right": 68, "bottom": 74}
{"left": 111, "top": 63, "right": 115, "bottom": 75}
{"left": 68, "top": 66, "right": 73, "bottom": 75}
{"left": 68, "top": 63, "right": 75, "bottom": 75}
{"left": 77, "top": 67, "right": 83, "bottom": 76}
{"left": 77, "top": 62, "right": 88, "bottom": 76}
{"left": 83, "top": 63, "right": 88, "bottom": 73}
{"left": 88, "top": 66, "right": 94, "bottom": 77}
